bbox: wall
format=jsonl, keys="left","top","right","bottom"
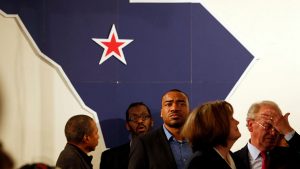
{"left": 0, "top": 11, "right": 106, "bottom": 168}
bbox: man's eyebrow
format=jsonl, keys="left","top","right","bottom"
{"left": 176, "top": 99, "right": 186, "bottom": 102}
{"left": 164, "top": 99, "right": 186, "bottom": 103}
{"left": 164, "top": 100, "right": 174, "bottom": 103}
{"left": 130, "top": 111, "right": 149, "bottom": 115}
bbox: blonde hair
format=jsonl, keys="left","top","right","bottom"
{"left": 181, "top": 100, "right": 233, "bottom": 151}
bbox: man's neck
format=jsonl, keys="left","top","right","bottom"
{"left": 68, "top": 142, "right": 88, "bottom": 154}
{"left": 164, "top": 124, "right": 183, "bottom": 140}
{"left": 249, "top": 139, "right": 272, "bottom": 152}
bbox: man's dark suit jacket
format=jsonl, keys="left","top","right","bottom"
{"left": 56, "top": 143, "right": 93, "bottom": 169}
{"left": 186, "top": 149, "right": 237, "bottom": 169}
{"left": 100, "top": 142, "right": 130, "bottom": 169}
{"left": 128, "top": 126, "right": 177, "bottom": 169}
{"left": 234, "top": 132, "right": 300, "bottom": 169}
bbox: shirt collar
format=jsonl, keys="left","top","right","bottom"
{"left": 247, "top": 141, "right": 261, "bottom": 160}
{"left": 67, "top": 143, "right": 93, "bottom": 167}
{"left": 163, "top": 124, "right": 173, "bottom": 141}
{"left": 162, "top": 124, "right": 188, "bottom": 143}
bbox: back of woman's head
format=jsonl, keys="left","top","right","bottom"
{"left": 182, "top": 100, "right": 233, "bottom": 151}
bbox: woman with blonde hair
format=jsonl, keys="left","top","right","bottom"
{"left": 181, "top": 100, "right": 241, "bottom": 169}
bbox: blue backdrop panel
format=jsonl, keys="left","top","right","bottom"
{"left": 0, "top": 0, "right": 253, "bottom": 147}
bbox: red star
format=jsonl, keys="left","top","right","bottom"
{"left": 92, "top": 24, "right": 133, "bottom": 65}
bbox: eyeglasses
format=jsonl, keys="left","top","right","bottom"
{"left": 254, "top": 121, "right": 278, "bottom": 133}
{"left": 128, "top": 115, "right": 151, "bottom": 122}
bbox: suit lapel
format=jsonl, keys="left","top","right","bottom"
{"left": 234, "top": 145, "right": 251, "bottom": 169}
{"left": 157, "top": 127, "right": 178, "bottom": 169}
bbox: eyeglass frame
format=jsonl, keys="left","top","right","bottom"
{"left": 127, "top": 114, "right": 151, "bottom": 122}
{"left": 254, "top": 121, "right": 279, "bottom": 133}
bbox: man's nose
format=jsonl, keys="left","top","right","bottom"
{"left": 170, "top": 103, "right": 179, "bottom": 110}
{"left": 137, "top": 117, "right": 144, "bottom": 123}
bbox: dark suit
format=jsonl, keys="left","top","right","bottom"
{"left": 186, "top": 149, "right": 237, "bottom": 169}
{"left": 128, "top": 126, "right": 177, "bottom": 169}
{"left": 56, "top": 143, "right": 93, "bottom": 169}
{"left": 234, "top": 132, "right": 300, "bottom": 169}
{"left": 100, "top": 142, "right": 130, "bottom": 169}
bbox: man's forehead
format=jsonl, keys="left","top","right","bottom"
{"left": 163, "top": 92, "right": 187, "bottom": 100}
{"left": 128, "top": 106, "right": 149, "bottom": 114}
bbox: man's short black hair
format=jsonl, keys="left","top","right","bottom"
{"left": 64, "top": 115, "right": 94, "bottom": 144}
{"left": 161, "top": 89, "right": 189, "bottom": 101}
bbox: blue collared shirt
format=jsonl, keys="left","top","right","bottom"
{"left": 163, "top": 125, "right": 192, "bottom": 169}
{"left": 247, "top": 142, "right": 263, "bottom": 169}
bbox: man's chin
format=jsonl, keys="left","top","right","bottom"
{"left": 87, "top": 146, "right": 96, "bottom": 152}
{"left": 168, "top": 121, "right": 184, "bottom": 128}
{"left": 265, "top": 142, "right": 276, "bottom": 149}
{"left": 137, "top": 130, "right": 147, "bottom": 134}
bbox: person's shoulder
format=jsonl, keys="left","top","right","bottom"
{"left": 191, "top": 150, "right": 204, "bottom": 159}
{"left": 185, "top": 151, "right": 207, "bottom": 169}
{"left": 58, "top": 149, "right": 77, "bottom": 159}
{"left": 234, "top": 144, "right": 248, "bottom": 155}
{"left": 131, "top": 127, "right": 164, "bottom": 147}
{"left": 143, "top": 126, "right": 164, "bottom": 138}
{"left": 104, "top": 142, "right": 130, "bottom": 153}
{"left": 58, "top": 143, "right": 84, "bottom": 162}
{"left": 57, "top": 149, "right": 80, "bottom": 167}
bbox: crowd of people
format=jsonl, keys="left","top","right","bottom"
{"left": 2, "top": 88, "right": 299, "bottom": 169}
{"left": 57, "top": 89, "right": 300, "bottom": 169}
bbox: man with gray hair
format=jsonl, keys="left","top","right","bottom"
{"left": 234, "top": 100, "right": 300, "bottom": 169}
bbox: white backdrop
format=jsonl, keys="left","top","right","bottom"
{"left": 132, "top": 0, "right": 300, "bottom": 151}
{"left": 0, "top": 11, "right": 106, "bottom": 168}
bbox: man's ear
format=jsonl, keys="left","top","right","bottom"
{"left": 83, "top": 134, "right": 89, "bottom": 143}
{"left": 125, "top": 122, "right": 131, "bottom": 131}
{"left": 151, "top": 119, "right": 154, "bottom": 127}
{"left": 247, "top": 119, "right": 254, "bottom": 132}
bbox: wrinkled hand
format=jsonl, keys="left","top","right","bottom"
{"left": 260, "top": 110, "right": 294, "bottom": 135}
{"left": 273, "top": 112, "right": 294, "bottom": 134}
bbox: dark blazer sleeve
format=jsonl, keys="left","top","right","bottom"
{"left": 56, "top": 144, "right": 91, "bottom": 169}
{"left": 128, "top": 135, "right": 148, "bottom": 169}
{"left": 287, "top": 131, "right": 300, "bottom": 152}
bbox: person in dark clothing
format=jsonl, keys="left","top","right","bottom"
{"left": 56, "top": 114, "right": 99, "bottom": 169}
{"left": 100, "top": 102, "right": 153, "bottom": 169}
{"left": 128, "top": 89, "right": 192, "bottom": 169}
{"left": 182, "top": 100, "right": 241, "bottom": 169}
{"left": 234, "top": 100, "right": 300, "bottom": 169}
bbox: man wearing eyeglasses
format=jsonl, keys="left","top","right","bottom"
{"left": 234, "top": 100, "right": 300, "bottom": 169}
{"left": 100, "top": 102, "right": 153, "bottom": 169}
